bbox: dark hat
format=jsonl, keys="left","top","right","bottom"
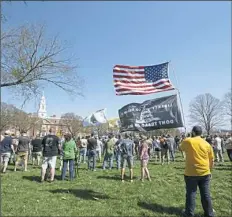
{"left": 192, "top": 126, "right": 202, "bottom": 135}
{"left": 108, "top": 133, "right": 114, "bottom": 138}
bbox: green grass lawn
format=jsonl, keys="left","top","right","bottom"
{"left": 1, "top": 154, "right": 232, "bottom": 217}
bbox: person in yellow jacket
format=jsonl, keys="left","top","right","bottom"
{"left": 180, "top": 126, "right": 214, "bottom": 217}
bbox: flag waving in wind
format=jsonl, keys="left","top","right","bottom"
{"left": 113, "top": 62, "right": 174, "bottom": 95}
{"left": 83, "top": 109, "right": 107, "bottom": 127}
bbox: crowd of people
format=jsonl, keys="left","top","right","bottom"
{"left": 0, "top": 129, "right": 177, "bottom": 182}
{"left": 0, "top": 128, "right": 231, "bottom": 180}
{"left": 0, "top": 126, "right": 232, "bottom": 217}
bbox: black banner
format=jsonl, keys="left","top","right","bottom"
{"left": 118, "top": 95, "right": 184, "bottom": 132}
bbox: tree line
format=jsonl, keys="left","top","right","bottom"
{"left": 0, "top": 105, "right": 119, "bottom": 137}
{"left": 0, "top": 102, "right": 42, "bottom": 134}
{"left": 1, "top": 90, "right": 231, "bottom": 136}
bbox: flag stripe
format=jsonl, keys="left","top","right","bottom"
{"left": 116, "top": 87, "right": 175, "bottom": 95}
{"left": 114, "top": 82, "right": 172, "bottom": 90}
{"left": 114, "top": 69, "right": 144, "bottom": 75}
{"left": 114, "top": 78, "right": 146, "bottom": 83}
{"left": 113, "top": 69, "right": 145, "bottom": 74}
{"left": 116, "top": 84, "right": 172, "bottom": 92}
{"left": 114, "top": 78, "right": 170, "bottom": 87}
{"left": 113, "top": 74, "right": 145, "bottom": 79}
{"left": 114, "top": 65, "right": 144, "bottom": 69}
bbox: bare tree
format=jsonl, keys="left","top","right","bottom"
{"left": 60, "top": 113, "right": 83, "bottom": 137}
{"left": 222, "top": 90, "right": 232, "bottom": 120}
{"left": 14, "top": 111, "right": 42, "bottom": 133}
{"left": 97, "top": 123, "right": 110, "bottom": 136}
{"left": 151, "top": 128, "right": 181, "bottom": 137}
{"left": 1, "top": 24, "right": 83, "bottom": 104}
{"left": 189, "top": 93, "right": 224, "bottom": 135}
{"left": 0, "top": 102, "right": 42, "bottom": 134}
{"left": 0, "top": 102, "right": 19, "bottom": 132}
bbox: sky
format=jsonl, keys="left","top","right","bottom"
{"left": 2, "top": 1, "right": 231, "bottom": 130}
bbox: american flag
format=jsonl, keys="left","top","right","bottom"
{"left": 113, "top": 62, "right": 175, "bottom": 95}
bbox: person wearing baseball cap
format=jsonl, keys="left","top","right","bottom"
{"left": 180, "top": 126, "right": 214, "bottom": 217}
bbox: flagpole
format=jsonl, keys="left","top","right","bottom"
{"left": 168, "top": 61, "right": 187, "bottom": 134}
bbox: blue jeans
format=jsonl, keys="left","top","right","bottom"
{"left": 88, "top": 150, "right": 96, "bottom": 170}
{"left": 115, "top": 151, "right": 121, "bottom": 169}
{"left": 79, "top": 148, "right": 87, "bottom": 163}
{"left": 174, "top": 143, "right": 179, "bottom": 152}
{"left": 96, "top": 149, "right": 102, "bottom": 162}
{"left": 102, "top": 153, "right": 114, "bottom": 169}
{"left": 184, "top": 175, "right": 214, "bottom": 217}
{"left": 169, "top": 149, "right": 175, "bottom": 162}
{"left": 61, "top": 159, "right": 74, "bottom": 181}
{"left": 227, "top": 149, "right": 232, "bottom": 161}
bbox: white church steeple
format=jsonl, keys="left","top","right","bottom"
{"left": 38, "top": 91, "right": 47, "bottom": 118}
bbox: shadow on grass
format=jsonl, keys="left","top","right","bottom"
{"left": 96, "top": 165, "right": 103, "bottom": 169}
{"left": 75, "top": 167, "right": 87, "bottom": 171}
{"left": 214, "top": 167, "right": 232, "bottom": 171}
{"left": 174, "top": 166, "right": 185, "bottom": 170}
{"left": 49, "top": 189, "right": 111, "bottom": 200}
{"left": 7, "top": 168, "right": 15, "bottom": 172}
{"left": 97, "top": 175, "right": 121, "bottom": 180}
{"left": 138, "top": 201, "right": 182, "bottom": 215}
{"left": 215, "top": 164, "right": 232, "bottom": 167}
{"left": 95, "top": 165, "right": 121, "bottom": 170}
{"left": 22, "top": 174, "right": 63, "bottom": 182}
{"left": 149, "top": 162, "right": 163, "bottom": 166}
{"left": 173, "top": 159, "right": 185, "bottom": 163}
{"left": 97, "top": 174, "right": 139, "bottom": 180}
{"left": 223, "top": 159, "right": 232, "bottom": 163}
{"left": 23, "top": 175, "right": 41, "bottom": 182}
